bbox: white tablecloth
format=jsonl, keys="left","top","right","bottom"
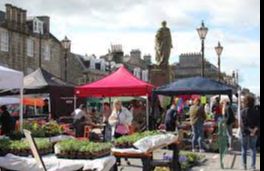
{"left": 0, "top": 154, "right": 116, "bottom": 171}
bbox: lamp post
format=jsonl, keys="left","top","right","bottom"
{"left": 61, "top": 36, "right": 71, "bottom": 82}
{"left": 197, "top": 20, "right": 208, "bottom": 77}
{"left": 215, "top": 41, "right": 223, "bottom": 81}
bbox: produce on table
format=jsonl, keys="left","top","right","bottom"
{"left": 55, "top": 139, "right": 112, "bottom": 159}
{"left": 9, "top": 121, "right": 63, "bottom": 140}
{"left": 0, "top": 138, "right": 53, "bottom": 156}
{"left": 113, "top": 131, "right": 159, "bottom": 148}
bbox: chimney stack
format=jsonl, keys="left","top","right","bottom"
{"left": 5, "top": 4, "right": 12, "bottom": 21}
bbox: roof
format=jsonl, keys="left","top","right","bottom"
{"left": 75, "top": 65, "right": 154, "bottom": 97}
{"left": 24, "top": 68, "right": 74, "bottom": 90}
{"left": 153, "top": 76, "right": 233, "bottom": 96}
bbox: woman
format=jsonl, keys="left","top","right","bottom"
{"left": 222, "top": 100, "right": 235, "bottom": 151}
{"left": 190, "top": 98, "right": 206, "bottom": 153}
{"left": 240, "top": 95, "right": 260, "bottom": 171}
{"left": 109, "top": 99, "right": 133, "bottom": 138}
{"left": 109, "top": 99, "right": 133, "bottom": 165}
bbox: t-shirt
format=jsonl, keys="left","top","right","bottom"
{"left": 73, "top": 109, "right": 85, "bottom": 120}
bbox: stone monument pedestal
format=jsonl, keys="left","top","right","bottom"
{"left": 149, "top": 65, "right": 171, "bottom": 87}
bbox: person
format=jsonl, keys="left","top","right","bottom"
{"left": 102, "top": 103, "right": 111, "bottom": 124}
{"left": 222, "top": 100, "right": 235, "bottom": 151}
{"left": 72, "top": 104, "right": 97, "bottom": 137}
{"left": 109, "top": 99, "right": 133, "bottom": 138}
{"left": 240, "top": 95, "right": 260, "bottom": 171}
{"left": 131, "top": 100, "right": 146, "bottom": 132}
{"left": 204, "top": 100, "right": 210, "bottom": 117}
{"left": 212, "top": 97, "right": 222, "bottom": 122}
{"left": 102, "top": 103, "right": 112, "bottom": 141}
{"left": 190, "top": 98, "right": 206, "bottom": 152}
{"left": 164, "top": 101, "right": 177, "bottom": 132}
{"left": 0, "top": 105, "right": 15, "bottom": 135}
{"left": 42, "top": 99, "right": 49, "bottom": 115}
{"left": 108, "top": 99, "right": 133, "bottom": 165}
{"left": 155, "top": 20, "right": 173, "bottom": 67}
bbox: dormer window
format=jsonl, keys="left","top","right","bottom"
{"left": 33, "top": 18, "right": 43, "bottom": 34}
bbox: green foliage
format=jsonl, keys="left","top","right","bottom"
{"left": 56, "top": 139, "right": 112, "bottom": 157}
{"left": 0, "top": 138, "right": 53, "bottom": 156}
{"left": 114, "top": 131, "right": 159, "bottom": 148}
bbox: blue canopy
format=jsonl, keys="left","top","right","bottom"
{"left": 153, "top": 76, "right": 233, "bottom": 97}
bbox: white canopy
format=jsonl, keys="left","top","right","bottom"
{"left": 0, "top": 66, "right": 24, "bottom": 131}
{"left": 0, "top": 66, "right": 23, "bottom": 89}
{"left": 0, "top": 97, "right": 20, "bottom": 105}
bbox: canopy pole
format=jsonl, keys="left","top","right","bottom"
{"left": 74, "top": 95, "right": 77, "bottom": 110}
{"left": 146, "top": 94, "right": 149, "bottom": 130}
{"left": 237, "top": 90, "right": 241, "bottom": 126}
{"left": 19, "top": 87, "right": 23, "bottom": 132}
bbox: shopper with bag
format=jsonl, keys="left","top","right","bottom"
{"left": 240, "top": 95, "right": 260, "bottom": 171}
{"left": 109, "top": 99, "right": 133, "bottom": 165}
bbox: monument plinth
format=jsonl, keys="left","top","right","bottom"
{"left": 149, "top": 65, "right": 171, "bottom": 87}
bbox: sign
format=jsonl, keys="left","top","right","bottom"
{"left": 201, "top": 96, "right": 207, "bottom": 104}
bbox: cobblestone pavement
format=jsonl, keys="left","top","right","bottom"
{"left": 116, "top": 151, "right": 260, "bottom": 171}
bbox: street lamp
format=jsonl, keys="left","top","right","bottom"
{"left": 197, "top": 20, "right": 208, "bottom": 77}
{"left": 61, "top": 36, "right": 71, "bottom": 81}
{"left": 215, "top": 41, "right": 223, "bottom": 81}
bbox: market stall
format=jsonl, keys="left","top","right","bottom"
{"left": 23, "top": 68, "right": 76, "bottom": 119}
{"left": 75, "top": 65, "right": 154, "bottom": 129}
{"left": 0, "top": 66, "right": 24, "bottom": 131}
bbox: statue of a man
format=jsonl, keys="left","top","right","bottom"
{"left": 155, "top": 21, "right": 173, "bottom": 67}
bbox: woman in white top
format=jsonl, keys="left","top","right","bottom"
{"left": 109, "top": 99, "right": 133, "bottom": 165}
{"left": 109, "top": 99, "right": 133, "bottom": 138}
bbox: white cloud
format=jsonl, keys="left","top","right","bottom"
{"left": 0, "top": 0, "right": 260, "bottom": 94}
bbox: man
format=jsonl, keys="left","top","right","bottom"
{"left": 0, "top": 105, "right": 15, "bottom": 135}
{"left": 155, "top": 20, "right": 173, "bottom": 67}
{"left": 164, "top": 102, "right": 177, "bottom": 132}
{"left": 190, "top": 98, "right": 206, "bottom": 152}
{"left": 240, "top": 95, "right": 260, "bottom": 171}
{"left": 212, "top": 97, "right": 222, "bottom": 122}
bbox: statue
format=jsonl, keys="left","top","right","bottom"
{"left": 155, "top": 21, "right": 173, "bottom": 67}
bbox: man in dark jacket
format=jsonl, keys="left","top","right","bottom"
{"left": 240, "top": 95, "right": 260, "bottom": 171}
{"left": 0, "top": 105, "right": 15, "bottom": 135}
{"left": 164, "top": 103, "right": 177, "bottom": 132}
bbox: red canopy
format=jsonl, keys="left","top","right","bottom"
{"left": 75, "top": 66, "right": 154, "bottom": 97}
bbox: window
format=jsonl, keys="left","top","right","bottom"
{"left": 43, "top": 43, "right": 50, "bottom": 61}
{"left": 33, "top": 18, "right": 43, "bottom": 34}
{"left": 133, "top": 68, "right": 141, "bottom": 79}
{"left": 26, "top": 38, "right": 34, "bottom": 57}
{"left": 95, "top": 63, "right": 101, "bottom": 70}
{"left": 0, "top": 30, "right": 9, "bottom": 52}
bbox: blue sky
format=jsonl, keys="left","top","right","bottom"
{"left": 0, "top": 0, "right": 260, "bottom": 95}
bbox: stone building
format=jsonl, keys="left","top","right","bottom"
{"left": 172, "top": 52, "right": 239, "bottom": 88}
{"left": 69, "top": 54, "right": 108, "bottom": 85}
{"left": 100, "top": 45, "right": 151, "bottom": 82}
{"left": 0, "top": 4, "right": 64, "bottom": 77}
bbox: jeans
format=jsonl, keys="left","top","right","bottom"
{"left": 192, "top": 120, "right": 204, "bottom": 150}
{"left": 226, "top": 123, "right": 233, "bottom": 148}
{"left": 241, "top": 135, "right": 258, "bottom": 169}
{"left": 214, "top": 115, "right": 223, "bottom": 123}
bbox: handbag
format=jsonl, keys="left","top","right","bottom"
{"left": 115, "top": 124, "right": 128, "bottom": 135}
